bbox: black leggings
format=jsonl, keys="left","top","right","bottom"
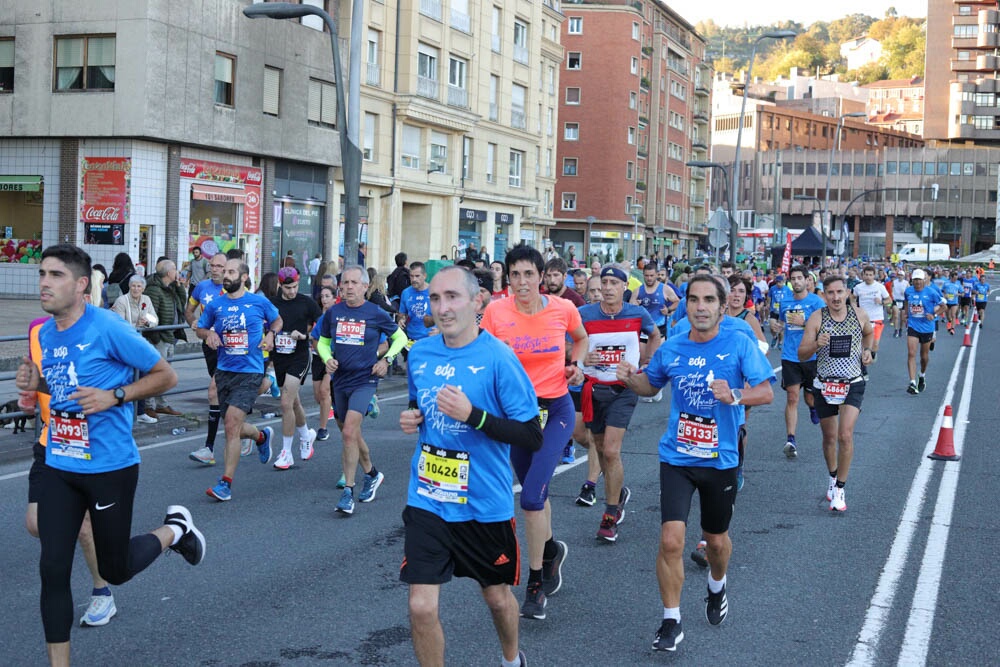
{"left": 38, "top": 464, "right": 163, "bottom": 643}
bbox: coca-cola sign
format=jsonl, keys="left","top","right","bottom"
{"left": 179, "top": 158, "right": 263, "bottom": 185}
{"left": 80, "top": 157, "right": 130, "bottom": 227}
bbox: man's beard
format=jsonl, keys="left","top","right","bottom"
{"left": 223, "top": 279, "right": 241, "bottom": 293}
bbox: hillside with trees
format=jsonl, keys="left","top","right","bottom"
{"left": 697, "top": 9, "right": 925, "bottom": 84}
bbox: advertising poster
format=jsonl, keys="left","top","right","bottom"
{"left": 182, "top": 158, "right": 263, "bottom": 256}
{"left": 80, "top": 157, "right": 130, "bottom": 232}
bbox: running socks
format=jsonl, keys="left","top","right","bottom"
{"left": 282, "top": 435, "right": 294, "bottom": 453}
{"left": 296, "top": 424, "right": 311, "bottom": 443}
{"left": 256, "top": 430, "right": 267, "bottom": 444}
{"left": 708, "top": 573, "right": 726, "bottom": 594}
{"left": 366, "top": 465, "right": 380, "bottom": 479}
{"left": 206, "top": 405, "right": 220, "bottom": 451}
{"left": 663, "top": 606, "right": 681, "bottom": 621}
{"left": 528, "top": 568, "right": 543, "bottom": 585}
{"left": 605, "top": 503, "right": 619, "bottom": 517}
{"left": 92, "top": 586, "right": 111, "bottom": 597}
{"left": 543, "top": 538, "right": 559, "bottom": 561}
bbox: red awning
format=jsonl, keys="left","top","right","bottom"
{"left": 191, "top": 183, "right": 246, "bottom": 204}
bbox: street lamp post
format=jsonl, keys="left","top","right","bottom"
{"left": 243, "top": 2, "right": 363, "bottom": 268}
{"left": 686, "top": 160, "right": 733, "bottom": 268}
{"left": 823, "top": 111, "right": 866, "bottom": 268}
{"left": 731, "top": 30, "right": 796, "bottom": 265}
{"left": 630, "top": 204, "right": 643, "bottom": 263}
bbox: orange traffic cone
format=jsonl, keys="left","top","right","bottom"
{"left": 972, "top": 309, "right": 979, "bottom": 324}
{"left": 962, "top": 326, "right": 972, "bottom": 347}
{"left": 928, "top": 405, "right": 960, "bottom": 461}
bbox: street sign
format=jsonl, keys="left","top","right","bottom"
{"left": 707, "top": 207, "right": 730, "bottom": 249}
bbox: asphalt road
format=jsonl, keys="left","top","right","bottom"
{"left": 1, "top": 316, "right": 997, "bottom": 666}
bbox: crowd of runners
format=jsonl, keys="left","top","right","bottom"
{"left": 13, "top": 241, "right": 993, "bottom": 665}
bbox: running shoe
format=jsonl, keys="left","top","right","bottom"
{"left": 367, "top": 394, "right": 380, "bottom": 419}
{"left": 809, "top": 406, "right": 820, "bottom": 425}
{"left": 561, "top": 444, "right": 575, "bottom": 464}
{"left": 258, "top": 427, "right": 273, "bottom": 464}
{"left": 907, "top": 381, "right": 919, "bottom": 395}
{"left": 206, "top": 478, "right": 231, "bottom": 502}
{"left": 267, "top": 370, "right": 281, "bottom": 398}
{"left": 240, "top": 438, "right": 254, "bottom": 457}
{"left": 652, "top": 619, "right": 683, "bottom": 652}
{"left": 188, "top": 446, "right": 215, "bottom": 465}
{"left": 917, "top": 376, "right": 926, "bottom": 393}
{"left": 136, "top": 412, "right": 158, "bottom": 424}
{"left": 929, "top": 340, "right": 935, "bottom": 351}
{"left": 358, "top": 471, "right": 385, "bottom": 502}
{"left": 541, "top": 540, "right": 568, "bottom": 597}
{"left": 273, "top": 449, "right": 293, "bottom": 470}
{"left": 705, "top": 584, "right": 729, "bottom": 625}
{"left": 336, "top": 473, "right": 346, "bottom": 489}
{"left": 335, "top": 488, "right": 355, "bottom": 515}
{"left": 827, "top": 477, "right": 837, "bottom": 502}
{"left": 300, "top": 428, "right": 317, "bottom": 461}
{"left": 164, "top": 505, "right": 206, "bottom": 565}
{"left": 575, "top": 483, "right": 596, "bottom": 507}
{"left": 520, "top": 582, "right": 547, "bottom": 620}
{"left": 510, "top": 650, "right": 527, "bottom": 667}
{"left": 948, "top": 325, "right": 955, "bottom": 335}
{"left": 830, "top": 486, "right": 847, "bottom": 512}
{"left": 315, "top": 427, "right": 330, "bottom": 441}
{"left": 597, "top": 513, "right": 618, "bottom": 543}
{"left": 690, "top": 540, "right": 708, "bottom": 568}
{"left": 79, "top": 593, "right": 117, "bottom": 627}
{"left": 783, "top": 440, "right": 798, "bottom": 458}
{"left": 736, "top": 465, "right": 745, "bottom": 492}
{"left": 616, "top": 486, "right": 632, "bottom": 525}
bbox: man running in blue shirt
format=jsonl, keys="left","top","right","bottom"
{"left": 903, "top": 269, "right": 946, "bottom": 394}
{"left": 765, "top": 274, "right": 789, "bottom": 348}
{"left": 974, "top": 274, "right": 990, "bottom": 328}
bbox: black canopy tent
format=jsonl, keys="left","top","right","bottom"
{"left": 769, "top": 226, "right": 837, "bottom": 269}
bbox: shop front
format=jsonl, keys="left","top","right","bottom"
{"left": 0, "top": 175, "right": 44, "bottom": 267}
{"left": 339, "top": 197, "right": 370, "bottom": 265}
{"left": 273, "top": 161, "right": 329, "bottom": 288}
{"left": 589, "top": 230, "right": 626, "bottom": 264}
{"left": 548, "top": 228, "right": 584, "bottom": 266}
{"left": 458, "top": 207, "right": 485, "bottom": 260}
{"left": 494, "top": 212, "right": 514, "bottom": 262}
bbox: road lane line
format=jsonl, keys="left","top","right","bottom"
{"left": 847, "top": 342, "right": 969, "bottom": 667}
{"left": 896, "top": 324, "right": 979, "bottom": 666}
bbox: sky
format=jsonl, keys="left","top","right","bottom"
{"left": 668, "top": 0, "right": 928, "bottom": 28}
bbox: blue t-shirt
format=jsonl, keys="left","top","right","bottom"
{"left": 318, "top": 300, "right": 400, "bottom": 387}
{"left": 644, "top": 328, "right": 775, "bottom": 469}
{"left": 406, "top": 331, "right": 539, "bottom": 523}
{"left": 40, "top": 306, "right": 162, "bottom": 473}
{"left": 961, "top": 277, "right": 976, "bottom": 298}
{"left": 974, "top": 280, "right": 990, "bottom": 302}
{"left": 904, "top": 286, "right": 944, "bottom": 334}
{"left": 780, "top": 293, "right": 826, "bottom": 362}
{"left": 197, "top": 291, "right": 280, "bottom": 374}
{"left": 190, "top": 278, "right": 224, "bottom": 310}
{"left": 636, "top": 282, "right": 667, "bottom": 327}
{"left": 768, "top": 284, "right": 790, "bottom": 314}
{"left": 400, "top": 285, "right": 432, "bottom": 340}
{"left": 942, "top": 280, "right": 962, "bottom": 305}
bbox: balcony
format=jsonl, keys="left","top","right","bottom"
{"left": 977, "top": 54, "right": 1000, "bottom": 70}
{"left": 640, "top": 77, "right": 651, "bottom": 90}
{"left": 417, "top": 75, "right": 439, "bottom": 100}
{"left": 978, "top": 31, "right": 1000, "bottom": 48}
{"left": 693, "top": 110, "right": 709, "bottom": 123}
{"left": 690, "top": 166, "right": 706, "bottom": 180}
{"left": 690, "top": 195, "right": 705, "bottom": 207}
{"left": 450, "top": 8, "right": 470, "bottom": 33}
{"left": 636, "top": 181, "right": 647, "bottom": 191}
{"left": 514, "top": 44, "right": 529, "bottom": 65}
{"left": 653, "top": 20, "right": 692, "bottom": 51}
{"left": 637, "top": 148, "right": 649, "bottom": 158}
{"left": 691, "top": 137, "right": 708, "bottom": 150}
{"left": 694, "top": 81, "right": 710, "bottom": 96}
{"left": 419, "top": 0, "right": 441, "bottom": 21}
{"left": 365, "top": 62, "right": 380, "bottom": 87}
{"left": 447, "top": 85, "right": 468, "bottom": 108}
{"left": 511, "top": 106, "right": 526, "bottom": 129}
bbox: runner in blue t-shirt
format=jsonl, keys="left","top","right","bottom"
{"left": 617, "top": 274, "right": 775, "bottom": 653}
{"left": 398, "top": 266, "right": 541, "bottom": 667}
{"left": 960, "top": 269, "right": 977, "bottom": 325}
{"left": 902, "top": 269, "right": 946, "bottom": 395}
{"left": 18, "top": 245, "right": 204, "bottom": 660}
{"left": 398, "top": 262, "right": 434, "bottom": 368}
{"left": 769, "top": 265, "right": 825, "bottom": 458}
{"left": 316, "top": 266, "right": 407, "bottom": 515}
{"left": 941, "top": 271, "right": 962, "bottom": 335}
{"left": 974, "top": 275, "right": 990, "bottom": 328}
{"left": 766, "top": 275, "right": 789, "bottom": 348}
{"left": 196, "top": 258, "right": 282, "bottom": 501}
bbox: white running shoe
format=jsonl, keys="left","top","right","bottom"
{"left": 188, "top": 446, "right": 215, "bottom": 465}
{"left": 137, "top": 413, "right": 157, "bottom": 424}
{"left": 240, "top": 438, "right": 254, "bottom": 457}
{"left": 826, "top": 477, "right": 836, "bottom": 502}
{"left": 80, "top": 594, "right": 117, "bottom": 626}
{"left": 830, "top": 486, "right": 847, "bottom": 512}
{"left": 273, "top": 449, "right": 293, "bottom": 470}
{"left": 300, "top": 428, "right": 317, "bottom": 461}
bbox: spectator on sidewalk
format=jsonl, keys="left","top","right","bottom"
{"left": 143, "top": 259, "right": 188, "bottom": 417}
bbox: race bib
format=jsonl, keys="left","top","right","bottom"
{"left": 676, "top": 411, "right": 719, "bottom": 458}
{"left": 274, "top": 333, "right": 296, "bottom": 354}
{"left": 595, "top": 345, "right": 625, "bottom": 367}
{"left": 50, "top": 410, "right": 91, "bottom": 460}
{"left": 539, "top": 407, "right": 549, "bottom": 430}
{"left": 909, "top": 302, "right": 924, "bottom": 317}
{"left": 417, "top": 444, "right": 470, "bottom": 504}
{"left": 222, "top": 330, "right": 249, "bottom": 355}
{"left": 819, "top": 380, "right": 849, "bottom": 405}
{"left": 335, "top": 320, "right": 366, "bottom": 346}
{"left": 786, "top": 308, "right": 805, "bottom": 331}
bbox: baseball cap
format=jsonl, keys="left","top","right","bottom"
{"left": 911, "top": 269, "right": 927, "bottom": 280}
{"left": 278, "top": 267, "right": 300, "bottom": 284}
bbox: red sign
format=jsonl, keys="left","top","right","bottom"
{"left": 80, "top": 157, "right": 130, "bottom": 225}
{"left": 780, "top": 232, "right": 793, "bottom": 275}
{"left": 243, "top": 188, "right": 261, "bottom": 235}
{"left": 179, "top": 158, "right": 262, "bottom": 185}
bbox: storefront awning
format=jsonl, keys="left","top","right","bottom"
{"left": 0, "top": 175, "right": 42, "bottom": 192}
{"left": 191, "top": 183, "right": 246, "bottom": 204}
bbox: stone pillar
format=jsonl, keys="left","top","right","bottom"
{"left": 960, "top": 216, "right": 973, "bottom": 256}
{"left": 59, "top": 139, "right": 79, "bottom": 245}
{"left": 853, "top": 214, "right": 861, "bottom": 259}
{"left": 884, "top": 215, "right": 894, "bottom": 260}
{"left": 165, "top": 145, "right": 180, "bottom": 261}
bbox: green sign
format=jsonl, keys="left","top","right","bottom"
{"left": 0, "top": 175, "right": 42, "bottom": 192}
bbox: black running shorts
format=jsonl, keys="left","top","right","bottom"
{"left": 659, "top": 462, "right": 738, "bottom": 535}
{"left": 813, "top": 379, "right": 866, "bottom": 419}
{"left": 584, "top": 384, "right": 638, "bottom": 435}
{"left": 907, "top": 328, "right": 934, "bottom": 345}
{"left": 215, "top": 370, "right": 264, "bottom": 416}
{"left": 28, "top": 442, "right": 46, "bottom": 503}
{"left": 272, "top": 351, "right": 310, "bottom": 387}
{"left": 781, "top": 359, "right": 817, "bottom": 391}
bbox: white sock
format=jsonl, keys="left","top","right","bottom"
{"left": 708, "top": 573, "right": 726, "bottom": 594}
{"left": 282, "top": 435, "right": 293, "bottom": 454}
{"left": 166, "top": 524, "right": 184, "bottom": 546}
{"left": 501, "top": 655, "right": 521, "bottom": 667}
{"left": 663, "top": 606, "right": 681, "bottom": 621}
{"left": 296, "top": 424, "right": 311, "bottom": 442}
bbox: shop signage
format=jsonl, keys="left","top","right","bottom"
{"left": 460, "top": 208, "right": 487, "bottom": 222}
{"left": 84, "top": 223, "right": 125, "bottom": 246}
{"left": 179, "top": 159, "right": 262, "bottom": 185}
{"left": 80, "top": 157, "right": 130, "bottom": 226}
{"left": 495, "top": 212, "right": 514, "bottom": 224}
{"left": 0, "top": 175, "right": 42, "bottom": 192}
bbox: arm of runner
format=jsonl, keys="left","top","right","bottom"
{"left": 640, "top": 325, "right": 661, "bottom": 367}
{"left": 316, "top": 336, "right": 334, "bottom": 363}
{"left": 70, "top": 358, "right": 177, "bottom": 416}
{"left": 711, "top": 377, "right": 773, "bottom": 407}
{"left": 381, "top": 327, "right": 408, "bottom": 361}
{"left": 616, "top": 359, "right": 658, "bottom": 396}
{"left": 859, "top": 309, "right": 874, "bottom": 365}
{"left": 436, "top": 385, "right": 543, "bottom": 452}
{"left": 798, "top": 309, "right": 827, "bottom": 361}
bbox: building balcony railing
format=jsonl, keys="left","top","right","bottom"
{"left": 450, "top": 9, "right": 470, "bottom": 32}
{"left": 365, "top": 62, "right": 380, "bottom": 87}
{"left": 978, "top": 31, "right": 1000, "bottom": 48}
{"left": 667, "top": 62, "right": 690, "bottom": 78}
{"left": 511, "top": 107, "right": 526, "bottom": 129}
{"left": 694, "top": 82, "right": 710, "bottom": 96}
{"left": 417, "top": 76, "right": 439, "bottom": 100}
{"left": 637, "top": 148, "right": 649, "bottom": 158}
{"left": 693, "top": 111, "right": 709, "bottom": 123}
{"left": 636, "top": 181, "right": 647, "bottom": 191}
{"left": 653, "top": 19, "right": 692, "bottom": 51}
{"left": 691, "top": 137, "right": 708, "bottom": 150}
{"left": 690, "top": 195, "right": 706, "bottom": 207}
{"left": 447, "top": 85, "right": 468, "bottom": 108}
{"left": 513, "top": 44, "right": 529, "bottom": 65}
{"left": 419, "top": 0, "right": 442, "bottom": 21}
{"left": 690, "top": 166, "right": 706, "bottom": 180}
{"left": 640, "top": 77, "right": 651, "bottom": 90}
{"left": 489, "top": 103, "right": 498, "bottom": 121}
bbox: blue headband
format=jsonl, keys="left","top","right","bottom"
{"left": 600, "top": 266, "right": 628, "bottom": 283}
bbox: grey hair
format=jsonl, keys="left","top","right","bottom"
{"left": 156, "top": 259, "right": 175, "bottom": 277}
{"left": 712, "top": 274, "right": 731, "bottom": 298}
{"left": 321, "top": 273, "right": 338, "bottom": 286}
{"left": 129, "top": 274, "right": 147, "bottom": 287}
{"left": 342, "top": 264, "right": 369, "bottom": 285}
{"left": 434, "top": 265, "right": 480, "bottom": 299}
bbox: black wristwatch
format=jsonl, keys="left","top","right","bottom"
{"left": 114, "top": 387, "right": 126, "bottom": 406}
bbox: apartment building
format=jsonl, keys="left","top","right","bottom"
{"left": 552, "top": 0, "right": 709, "bottom": 263}
{"left": 925, "top": 0, "right": 1000, "bottom": 142}
{"left": 0, "top": 0, "right": 563, "bottom": 295}
{"left": 865, "top": 77, "right": 925, "bottom": 136}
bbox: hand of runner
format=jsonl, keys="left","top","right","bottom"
{"left": 372, "top": 358, "right": 389, "bottom": 377}
{"left": 816, "top": 331, "right": 831, "bottom": 347}
{"left": 400, "top": 407, "right": 424, "bottom": 434}
{"left": 15, "top": 356, "right": 39, "bottom": 391}
{"left": 769, "top": 320, "right": 781, "bottom": 335}
{"left": 584, "top": 350, "right": 603, "bottom": 366}
{"left": 203, "top": 331, "right": 221, "bottom": 350}
{"left": 325, "top": 358, "right": 339, "bottom": 374}
{"left": 709, "top": 379, "right": 734, "bottom": 404}
{"left": 69, "top": 386, "right": 116, "bottom": 415}
{"left": 260, "top": 332, "right": 275, "bottom": 352}
{"left": 616, "top": 360, "right": 638, "bottom": 384}
{"left": 436, "top": 385, "right": 472, "bottom": 422}
{"left": 862, "top": 349, "right": 873, "bottom": 365}
{"left": 564, "top": 364, "right": 583, "bottom": 386}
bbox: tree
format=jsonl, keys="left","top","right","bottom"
{"left": 827, "top": 13, "right": 877, "bottom": 44}
{"left": 849, "top": 62, "right": 890, "bottom": 84}
{"left": 713, "top": 56, "right": 736, "bottom": 75}
{"left": 883, "top": 23, "right": 926, "bottom": 77}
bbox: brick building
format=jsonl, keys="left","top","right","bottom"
{"left": 865, "top": 77, "right": 925, "bottom": 137}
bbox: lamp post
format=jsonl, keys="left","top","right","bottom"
{"left": 243, "top": 1, "right": 363, "bottom": 268}
{"left": 630, "top": 204, "right": 643, "bottom": 262}
{"left": 687, "top": 160, "right": 732, "bottom": 267}
{"left": 823, "top": 111, "right": 866, "bottom": 268}
{"left": 731, "top": 30, "right": 796, "bottom": 265}
{"left": 794, "top": 194, "right": 822, "bottom": 266}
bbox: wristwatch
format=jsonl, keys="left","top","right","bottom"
{"left": 730, "top": 388, "right": 743, "bottom": 406}
{"left": 114, "top": 387, "right": 126, "bottom": 406}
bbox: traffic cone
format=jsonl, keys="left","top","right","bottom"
{"left": 962, "top": 326, "right": 972, "bottom": 347}
{"left": 972, "top": 309, "right": 979, "bottom": 324}
{"left": 928, "top": 405, "right": 960, "bottom": 461}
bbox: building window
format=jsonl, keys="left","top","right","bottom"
{"left": 489, "top": 75, "right": 499, "bottom": 121}
{"left": 366, "top": 29, "right": 381, "bottom": 86}
{"left": 629, "top": 91, "right": 637, "bottom": 109}
{"left": 492, "top": 7, "right": 502, "bottom": 53}
{"left": 363, "top": 112, "right": 377, "bottom": 161}
{"left": 417, "top": 44, "right": 439, "bottom": 99}
{"left": 451, "top": 0, "right": 471, "bottom": 32}
{"left": 448, "top": 56, "right": 468, "bottom": 107}
{"left": 511, "top": 84, "right": 527, "bottom": 129}
{"left": 0, "top": 39, "right": 14, "bottom": 92}
{"left": 630, "top": 57, "right": 638, "bottom": 75}
{"left": 564, "top": 122, "right": 579, "bottom": 140}
{"left": 430, "top": 131, "right": 448, "bottom": 173}
{"left": 628, "top": 127, "right": 636, "bottom": 144}
{"left": 509, "top": 150, "right": 524, "bottom": 187}
{"left": 568, "top": 17, "right": 582, "bottom": 34}
{"left": 547, "top": 65, "right": 555, "bottom": 95}
{"left": 626, "top": 161, "right": 634, "bottom": 179}
{"left": 401, "top": 125, "right": 421, "bottom": 169}
{"left": 545, "top": 148, "right": 552, "bottom": 177}
{"left": 566, "top": 87, "right": 580, "bottom": 104}
{"left": 420, "top": 0, "right": 442, "bottom": 20}
{"left": 547, "top": 107, "right": 553, "bottom": 136}
{"left": 263, "top": 66, "right": 281, "bottom": 116}
{"left": 567, "top": 52, "right": 581, "bottom": 70}
{"left": 562, "top": 192, "right": 577, "bottom": 210}
{"left": 513, "top": 20, "right": 529, "bottom": 65}
{"left": 632, "top": 22, "right": 640, "bottom": 40}
{"left": 563, "top": 158, "right": 578, "bottom": 176}
{"left": 308, "top": 78, "right": 337, "bottom": 127}
{"left": 213, "top": 52, "right": 235, "bottom": 105}
{"left": 487, "top": 142, "right": 496, "bottom": 182}
{"left": 55, "top": 35, "right": 116, "bottom": 91}
{"left": 298, "top": 0, "right": 328, "bottom": 31}
{"left": 463, "top": 137, "right": 472, "bottom": 180}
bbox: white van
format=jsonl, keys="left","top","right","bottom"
{"left": 898, "top": 243, "right": 951, "bottom": 262}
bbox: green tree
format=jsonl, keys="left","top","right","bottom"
{"left": 849, "top": 62, "right": 890, "bottom": 84}
{"left": 883, "top": 23, "right": 926, "bottom": 77}
{"left": 827, "top": 13, "right": 877, "bottom": 44}
{"left": 713, "top": 56, "right": 736, "bottom": 75}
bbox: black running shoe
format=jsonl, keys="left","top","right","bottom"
{"left": 917, "top": 376, "right": 926, "bottom": 392}
{"left": 652, "top": 619, "right": 684, "bottom": 651}
{"left": 705, "top": 584, "right": 729, "bottom": 626}
{"left": 541, "top": 540, "right": 568, "bottom": 597}
{"left": 164, "top": 505, "right": 206, "bottom": 566}
{"left": 616, "top": 486, "right": 631, "bottom": 525}
{"left": 575, "top": 483, "right": 596, "bottom": 507}
{"left": 907, "top": 381, "right": 918, "bottom": 395}
{"left": 520, "top": 582, "right": 547, "bottom": 620}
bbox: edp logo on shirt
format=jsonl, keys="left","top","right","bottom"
{"left": 434, "top": 364, "right": 456, "bottom": 381}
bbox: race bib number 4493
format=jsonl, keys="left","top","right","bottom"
{"left": 50, "top": 410, "right": 92, "bottom": 460}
